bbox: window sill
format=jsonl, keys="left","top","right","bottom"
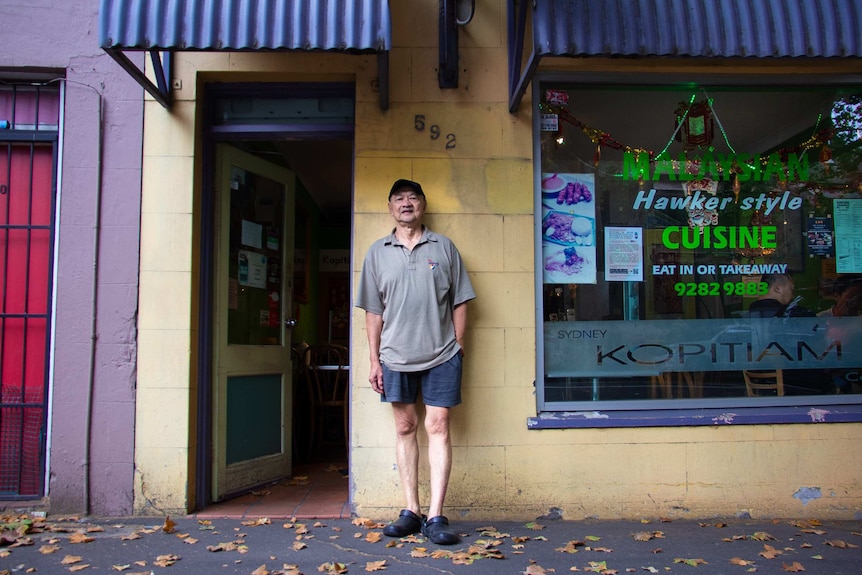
{"left": 527, "top": 404, "right": 862, "bottom": 428}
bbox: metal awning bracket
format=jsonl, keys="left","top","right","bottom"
{"left": 508, "top": 0, "right": 540, "bottom": 113}
{"left": 104, "top": 49, "right": 173, "bottom": 109}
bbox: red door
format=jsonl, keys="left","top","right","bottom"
{"left": 0, "top": 87, "right": 57, "bottom": 499}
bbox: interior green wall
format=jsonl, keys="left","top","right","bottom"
{"left": 292, "top": 181, "right": 350, "bottom": 348}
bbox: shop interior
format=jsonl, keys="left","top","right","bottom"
{"left": 266, "top": 138, "right": 353, "bottom": 465}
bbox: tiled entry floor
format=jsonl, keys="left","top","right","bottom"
{"left": 195, "top": 460, "right": 350, "bottom": 520}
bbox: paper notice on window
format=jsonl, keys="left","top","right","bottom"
{"left": 604, "top": 227, "right": 643, "bottom": 281}
{"left": 834, "top": 199, "right": 862, "bottom": 273}
{"left": 239, "top": 250, "right": 268, "bottom": 289}
{"left": 241, "top": 219, "right": 263, "bottom": 249}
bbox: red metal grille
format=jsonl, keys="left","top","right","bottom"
{"left": 0, "top": 84, "right": 57, "bottom": 499}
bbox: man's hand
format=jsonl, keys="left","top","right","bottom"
{"left": 368, "top": 361, "right": 384, "bottom": 394}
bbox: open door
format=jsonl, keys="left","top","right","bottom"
{"left": 212, "top": 144, "right": 296, "bottom": 500}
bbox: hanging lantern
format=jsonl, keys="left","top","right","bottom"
{"left": 736, "top": 209, "right": 776, "bottom": 263}
{"left": 675, "top": 99, "right": 715, "bottom": 150}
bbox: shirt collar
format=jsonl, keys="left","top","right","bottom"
{"left": 384, "top": 226, "right": 437, "bottom": 247}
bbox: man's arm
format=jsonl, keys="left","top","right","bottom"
{"left": 365, "top": 311, "right": 384, "bottom": 394}
{"left": 453, "top": 302, "right": 468, "bottom": 356}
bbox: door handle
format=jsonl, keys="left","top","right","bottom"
{"left": 284, "top": 318, "right": 297, "bottom": 328}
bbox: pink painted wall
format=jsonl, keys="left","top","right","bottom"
{"left": 0, "top": 0, "right": 143, "bottom": 515}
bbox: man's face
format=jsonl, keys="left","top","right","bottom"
{"left": 388, "top": 189, "right": 426, "bottom": 225}
{"left": 777, "top": 279, "right": 795, "bottom": 305}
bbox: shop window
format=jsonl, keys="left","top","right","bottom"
{"left": 534, "top": 81, "right": 862, "bottom": 422}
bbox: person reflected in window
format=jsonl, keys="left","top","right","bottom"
{"left": 748, "top": 273, "right": 813, "bottom": 318}
{"left": 819, "top": 275, "right": 862, "bottom": 393}
{"left": 748, "top": 273, "right": 826, "bottom": 394}
{"left": 818, "top": 274, "right": 862, "bottom": 317}
{"left": 355, "top": 179, "right": 476, "bottom": 545}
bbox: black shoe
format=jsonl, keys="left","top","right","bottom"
{"left": 382, "top": 509, "right": 424, "bottom": 537}
{"left": 422, "top": 515, "right": 460, "bottom": 545}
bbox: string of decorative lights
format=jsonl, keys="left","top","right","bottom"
{"left": 539, "top": 95, "right": 835, "bottom": 174}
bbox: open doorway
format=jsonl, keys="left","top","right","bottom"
{"left": 197, "top": 84, "right": 353, "bottom": 515}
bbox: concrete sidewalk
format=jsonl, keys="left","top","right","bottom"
{"left": 1, "top": 514, "right": 860, "bottom": 574}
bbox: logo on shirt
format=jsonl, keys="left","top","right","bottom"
{"left": 427, "top": 259, "right": 439, "bottom": 270}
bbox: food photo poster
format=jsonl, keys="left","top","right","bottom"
{"left": 540, "top": 173, "right": 597, "bottom": 284}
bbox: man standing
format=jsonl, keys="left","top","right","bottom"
{"left": 355, "top": 179, "right": 476, "bottom": 545}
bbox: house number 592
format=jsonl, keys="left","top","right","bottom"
{"left": 414, "top": 115, "right": 456, "bottom": 149}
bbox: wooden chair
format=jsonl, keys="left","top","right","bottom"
{"left": 303, "top": 344, "right": 349, "bottom": 455}
{"left": 650, "top": 372, "right": 704, "bottom": 399}
{"left": 650, "top": 373, "right": 672, "bottom": 398}
{"left": 743, "top": 369, "right": 784, "bottom": 397}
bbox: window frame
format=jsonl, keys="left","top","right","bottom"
{"left": 531, "top": 71, "right": 862, "bottom": 425}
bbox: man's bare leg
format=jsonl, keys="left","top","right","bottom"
{"left": 392, "top": 402, "right": 421, "bottom": 515}
{"left": 424, "top": 405, "right": 451, "bottom": 519}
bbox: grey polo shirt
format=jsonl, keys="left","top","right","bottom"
{"left": 355, "top": 227, "right": 476, "bottom": 372}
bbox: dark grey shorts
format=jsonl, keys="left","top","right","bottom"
{"left": 380, "top": 352, "right": 463, "bottom": 407}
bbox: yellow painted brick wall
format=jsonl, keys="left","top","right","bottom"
{"left": 135, "top": 0, "right": 862, "bottom": 518}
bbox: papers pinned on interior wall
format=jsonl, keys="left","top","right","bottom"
{"left": 807, "top": 215, "right": 834, "bottom": 258}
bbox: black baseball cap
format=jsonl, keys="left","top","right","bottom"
{"left": 388, "top": 179, "right": 425, "bottom": 200}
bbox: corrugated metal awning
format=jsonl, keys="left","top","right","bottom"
{"left": 100, "top": 0, "right": 391, "bottom": 109}
{"left": 509, "top": 0, "right": 862, "bottom": 112}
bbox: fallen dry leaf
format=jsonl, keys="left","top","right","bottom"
{"left": 251, "top": 564, "right": 270, "bottom": 575}
{"left": 825, "top": 539, "right": 858, "bottom": 548}
{"left": 242, "top": 517, "right": 271, "bottom": 527}
{"left": 153, "top": 553, "right": 179, "bottom": 567}
{"left": 365, "top": 531, "right": 382, "bottom": 543}
{"left": 111, "top": 564, "right": 130, "bottom": 571}
{"left": 523, "top": 563, "right": 550, "bottom": 574}
{"left": 760, "top": 544, "right": 783, "bottom": 559}
{"left": 162, "top": 517, "right": 176, "bottom": 534}
{"left": 351, "top": 517, "right": 378, "bottom": 528}
{"left": 525, "top": 522, "right": 546, "bottom": 530}
{"left": 782, "top": 561, "right": 805, "bottom": 572}
{"left": 69, "top": 563, "right": 91, "bottom": 572}
{"left": 673, "top": 557, "right": 707, "bottom": 566}
{"left": 121, "top": 532, "right": 142, "bottom": 541}
{"left": 292, "top": 541, "right": 307, "bottom": 551}
{"left": 206, "top": 542, "right": 237, "bottom": 552}
{"left": 39, "top": 544, "right": 60, "bottom": 554}
{"left": 730, "top": 557, "right": 755, "bottom": 566}
{"left": 556, "top": 539, "right": 584, "bottom": 553}
{"left": 61, "top": 554, "right": 83, "bottom": 564}
{"left": 318, "top": 561, "right": 348, "bottom": 574}
{"left": 69, "top": 532, "right": 94, "bottom": 544}
{"left": 365, "top": 559, "right": 387, "bottom": 571}
{"left": 750, "top": 532, "right": 776, "bottom": 541}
